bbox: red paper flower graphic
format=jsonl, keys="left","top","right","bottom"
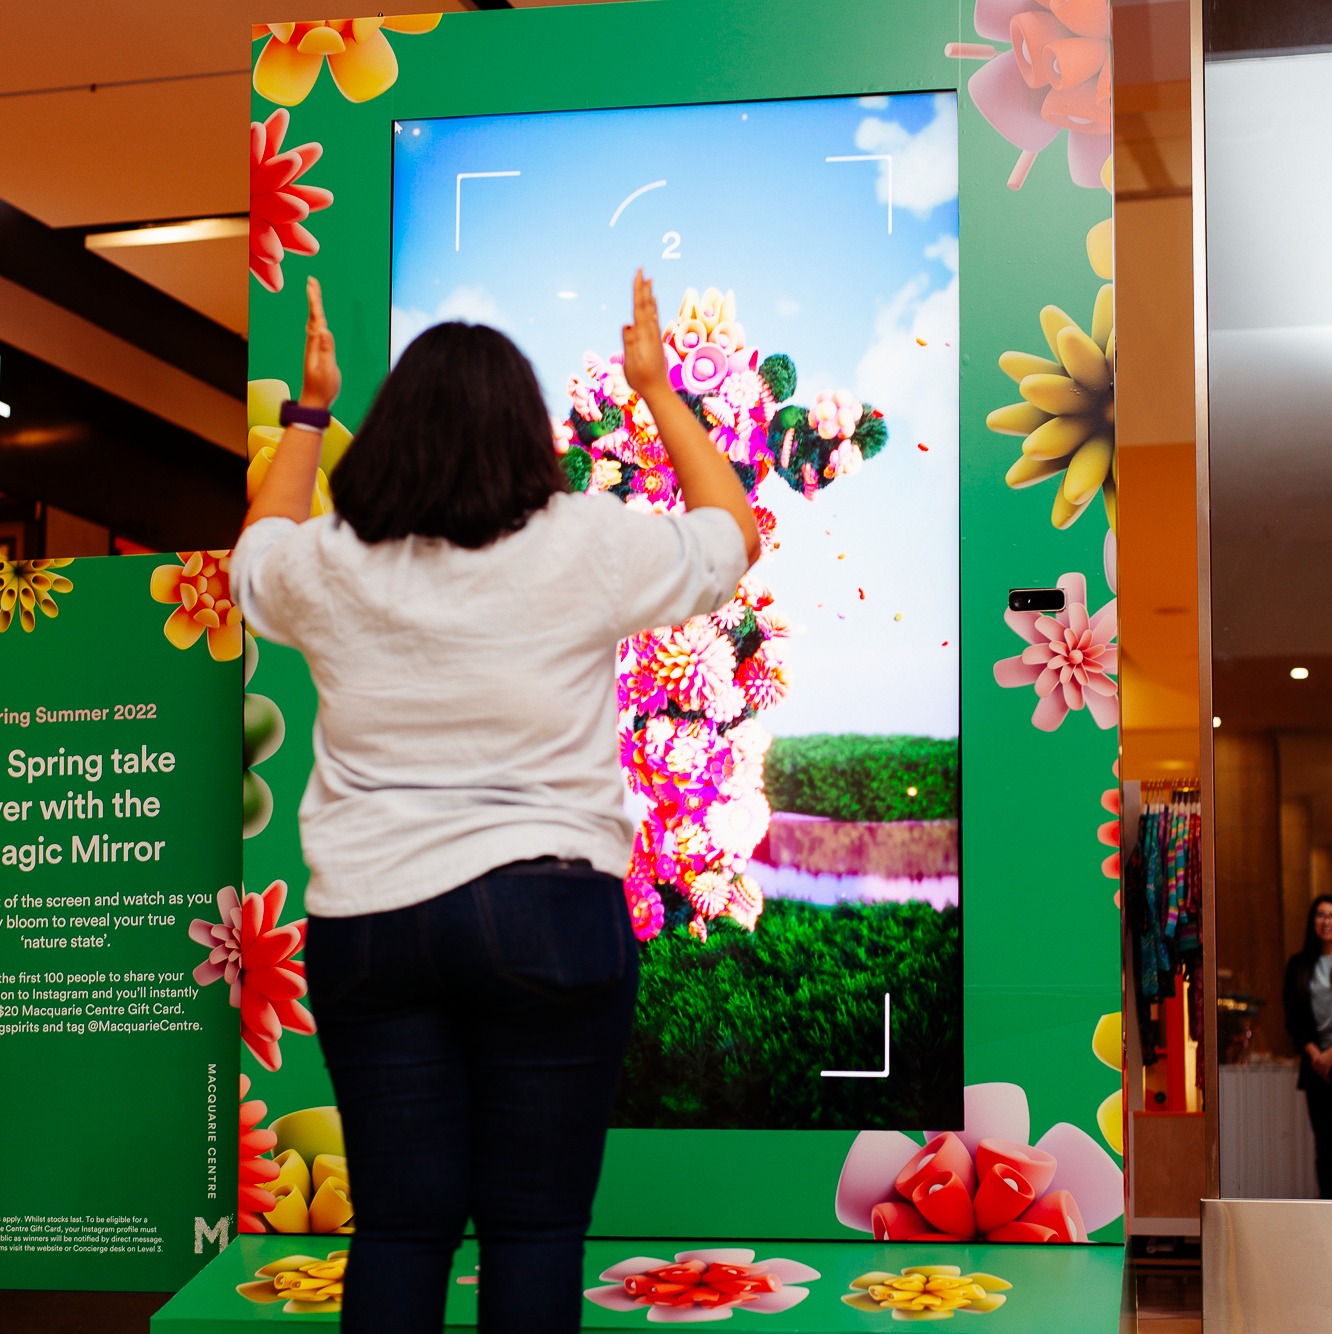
{"left": 836, "top": 1082, "right": 1124, "bottom": 1244}
{"left": 189, "top": 882, "right": 315, "bottom": 1071}
{"left": 249, "top": 107, "right": 333, "bottom": 294}
{"left": 239, "top": 1074, "right": 280, "bottom": 1233}
{"left": 585, "top": 1249, "right": 820, "bottom": 1321}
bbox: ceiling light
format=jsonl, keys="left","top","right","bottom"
{"left": 85, "top": 217, "right": 248, "bottom": 251}
{"left": 1291, "top": 667, "right": 1310, "bottom": 680}
{"left": 1213, "top": 716, "right": 1221, "bottom": 728}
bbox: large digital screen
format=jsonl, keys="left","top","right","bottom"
{"left": 391, "top": 92, "right": 962, "bottom": 1130}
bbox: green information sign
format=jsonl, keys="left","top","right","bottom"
{"left": 0, "top": 553, "right": 241, "bottom": 1291}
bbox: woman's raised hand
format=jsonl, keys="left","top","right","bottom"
{"left": 300, "top": 276, "right": 342, "bottom": 410}
{"left": 621, "top": 269, "right": 670, "bottom": 400}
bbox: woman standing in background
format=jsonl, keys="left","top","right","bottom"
{"left": 1283, "top": 895, "right": 1332, "bottom": 1199}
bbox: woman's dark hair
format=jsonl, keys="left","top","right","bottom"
{"left": 1302, "top": 895, "right": 1332, "bottom": 961}
{"left": 331, "top": 322, "right": 566, "bottom": 547}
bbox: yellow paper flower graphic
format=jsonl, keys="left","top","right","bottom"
{"left": 252, "top": 16, "right": 443, "bottom": 106}
{"left": 255, "top": 1106, "right": 355, "bottom": 1235}
{"left": 150, "top": 551, "right": 242, "bottom": 662}
{"left": 237, "top": 1252, "right": 347, "bottom": 1314}
{"left": 844, "top": 1266, "right": 1011, "bottom": 1320}
{"left": 1087, "top": 156, "right": 1114, "bottom": 283}
{"left": 1093, "top": 1011, "right": 1124, "bottom": 1154}
{"left": 0, "top": 559, "right": 73, "bottom": 634}
{"left": 247, "top": 379, "right": 353, "bottom": 519}
{"left": 989, "top": 282, "right": 1115, "bottom": 532}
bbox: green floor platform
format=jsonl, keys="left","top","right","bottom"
{"left": 152, "top": 1236, "right": 1124, "bottom": 1332}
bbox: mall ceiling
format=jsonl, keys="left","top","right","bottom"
{"left": 2, "top": 0, "right": 1328, "bottom": 557}
{"left": 2, "top": 2, "right": 604, "bottom": 342}
{"left": 0, "top": 1, "right": 632, "bottom": 545}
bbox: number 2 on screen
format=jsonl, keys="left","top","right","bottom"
{"left": 661, "top": 230, "right": 681, "bottom": 260}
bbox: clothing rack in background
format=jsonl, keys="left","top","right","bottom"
{"left": 1125, "top": 778, "right": 1203, "bottom": 1111}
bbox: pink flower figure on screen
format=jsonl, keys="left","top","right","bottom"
{"left": 189, "top": 882, "right": 316, "bottom": 1071}
{"left": 249, "top": 108, "right": 333, "bottom": 294}
{"left": 563, "top": 288, "right": 886, "bottom": 942}
{"left": 625, "top": 840, "right": 667, "bottom": 943}
{"left": 993, "top": 570, "right": 1117, "bottom": 731}
{"left": 239, "top": 1074, "right": 280, "bottom": 1233}
{"left": 835, "top": 1082, "right": 1124, "bottom": 1244}
{"left": 946, "top": 0, "right": 1111, "bottom": 189}
{"left": 585, "top": 1248, "right": 820, "bottom": 1321}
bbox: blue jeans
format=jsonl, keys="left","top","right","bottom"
{"left": 303, "top": 859, "right": 640, "bottom": 1333}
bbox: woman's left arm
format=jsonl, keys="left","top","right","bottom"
{"left": 241, "top": 276, "right": 343, "bottom": 532}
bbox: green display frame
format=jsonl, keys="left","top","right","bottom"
{"left": 241, "top": 0, "right": 1122, "bottom": 1249}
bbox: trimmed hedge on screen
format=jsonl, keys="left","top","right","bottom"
{"left": 617, "top": 897, "right": 961, "bottom": 1130}
{"left": 763, "top": 734, "right": 959, "bottom": 823}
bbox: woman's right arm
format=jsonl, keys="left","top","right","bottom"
{"left": 621, "top": 270, "right": 761, "bottom": 567}
{"left": 241, "top": 276, "right": 342, "bottom": 533}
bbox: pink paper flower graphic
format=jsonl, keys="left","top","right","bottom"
{"left": 947, "top": 0, "right": 1111, "bottom": 189}
{"left": 249, "top": 108, "right": 333, "bottom": 294}
{"left": 993, "top": 571, "right": 1117, "bottom": 730}
{"left": 239, "top": 1074, "right": 280, "bottom": 1233}
{"left": 189, "top": 882, "right": 315, "bottom": 1071}
{"left": 585, "top": 1248, "right": 820, "bottom": 1322}
{"left": 836, "top": 1081, "right": 1124, "bottom": 1243}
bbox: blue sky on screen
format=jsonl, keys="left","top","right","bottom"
{"left": 392, "top": 93, "right": 959, "bottom": 738}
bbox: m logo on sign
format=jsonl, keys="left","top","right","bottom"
{"left": 193, "top": 1215, "right": 230, "bottom": 1254}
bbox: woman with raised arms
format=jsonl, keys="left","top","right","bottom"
{"left": 230, "top": 271, "right": 758, "bottom": 1333}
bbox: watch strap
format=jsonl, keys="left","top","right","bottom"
{"left": 279, "top": 399, "right": 332, "bottom": 431}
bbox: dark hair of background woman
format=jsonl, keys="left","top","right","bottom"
{"left": 1301, "top": 895, "right": 1332, "bottom": 962}
{"left": 331, "top": 322, "right": 567, "bottom": 547}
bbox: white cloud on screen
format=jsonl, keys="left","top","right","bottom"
{"left": 853, "top": 93, "right": 958, "bottom": 218}
{"left": 858, "top": 94, "right": 890, "bottom": 109}
{"left": 390, "top": 284, "right": 507, "bottom": 364}
{"left": 855, "top": 234, "right": 959, "bottom": 459}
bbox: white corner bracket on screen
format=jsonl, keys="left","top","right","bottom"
{"left": 825, "top": 154, "right": 893, "bottom": 234}
{"left": 821, "top": 993, "right": 891, "bottom": 1078}
{"left": 609, "top": 180, "right": 667, "bottom": 228}
{"left": 455, "top": 171, "right": 521, "bottom": 252}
